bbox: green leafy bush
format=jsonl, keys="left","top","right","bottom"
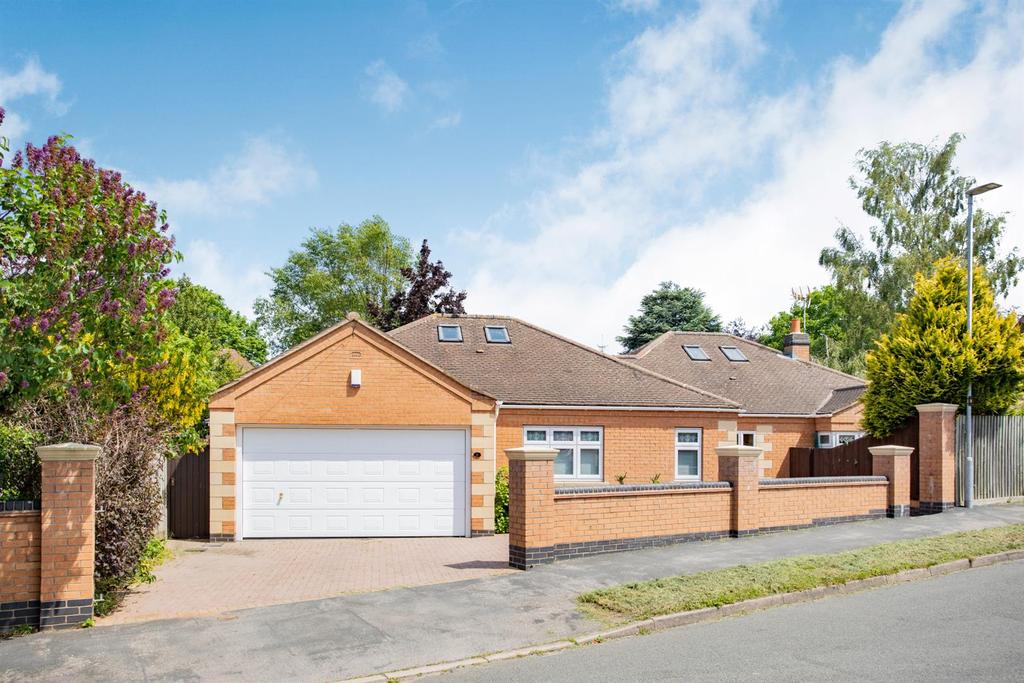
{"left": 495, "top": 466, "right": 509, "bottom": 534}
{"left": 0, "top": 421, "right": 43, "bottom": 500}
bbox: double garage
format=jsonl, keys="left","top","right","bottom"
{"left": 204, "top": 316, "right": 496, "bottom": 541}
{"left": 241, "top": 427, "right": 468, "bottom": 538}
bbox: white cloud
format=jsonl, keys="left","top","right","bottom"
{"left": 431, "top": 111, "right": 463, "bottom": 129}
{"left": 0, "top": 57, "right": 64, "bottom": 141}
{"left": 464, "top": 0, "right": 1024, "bottom": 350}
{"left": 179, "top": 239, "right": 271, "bottom": 318}
{"left": 141, "top": 136, "right": 317, "bottom": 217}
{"left": 365, "top": 60, "right": 410, "bottom": 113}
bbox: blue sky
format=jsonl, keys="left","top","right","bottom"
{"left": 2, "top": 0, "right": 1021, "bottom": 350}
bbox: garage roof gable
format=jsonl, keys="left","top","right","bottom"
{"left": 209, "top": 313, "right": 495, "bottom": 411}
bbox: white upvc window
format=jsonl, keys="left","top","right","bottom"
{"left": 523, "top": 426, "right": 603, "bottom": 480}
{"left": 816, "top": 431, "right": 865, "bottom": 448}
{"left": 736, "top": 431, "right": 756, "bottom": 447}
{"left": 675, "top": 428, "right": 702, "bottom": 480}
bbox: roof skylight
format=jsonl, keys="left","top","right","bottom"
{"left": 437, "top": 324, "right": 463, "bottom": 342}
{"left": 683, "top": 345, "right": 710, "bottom": 361}
{"left": 484, "top": 325, "right": 511, "bottom": 343}
{"left": 720, "top": 345, "right": 748, "bottom": 362}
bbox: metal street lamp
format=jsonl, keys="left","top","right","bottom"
{"left": 964, "top": 181, "right": 1001, "bottom": 508}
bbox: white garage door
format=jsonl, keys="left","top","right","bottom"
{"left": 241, "top": 428, "right": 468, "bottom": 538}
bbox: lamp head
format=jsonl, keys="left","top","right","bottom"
{"left": 967, "top": 182, "right": 1001, "bottom": 196}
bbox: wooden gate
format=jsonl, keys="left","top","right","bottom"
{"left": 167, "top": 447, "right": 209, "bottom": 539}
{"left": 789, "top": 417, "right": 920, "bottom": 500}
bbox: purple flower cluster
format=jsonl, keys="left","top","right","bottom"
{"left": 1, "top": 131, "right": 185, "bottom": 403}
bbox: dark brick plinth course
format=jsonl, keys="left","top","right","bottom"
{"left": 39, "top": 598, "right": 93, "bottom": 630}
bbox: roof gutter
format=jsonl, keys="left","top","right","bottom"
{"left": 500, "top": 405, "right": 838, "bottom": 418}
{"left": 740, "top": 412, "right": 832, "bottom": 418}
{"left": 499, "top": 404, "right": 739, "bottom": 413}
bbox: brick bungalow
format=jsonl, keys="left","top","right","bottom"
{"left": 206, "top": 313, "right": 867, "bottom": 540}
{"left": 620, "top": 320, "right": 867, "bottom": 477}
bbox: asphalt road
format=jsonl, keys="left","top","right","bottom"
{"left": 440, "top": 560, "right": 1024, "bottom": 682}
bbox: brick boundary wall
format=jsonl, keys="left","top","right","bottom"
{"left": 0, "top": 443, "right": 99, "bottom": 631}
{"left": 0, "top": 509, "right": 42, "bottom": 629}
{"left": 507, "top": 443, "right": 913, "bottom": 569}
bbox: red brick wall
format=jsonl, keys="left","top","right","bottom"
{"left": 734, "top": 417, "right": 816, "bottom": 478}
{"left": 231, "top": 333, "right": 477, "bottom": 426}
{"left": 509, "top": 458, "right": 556, "bottom": 548}
{"left": 917, "top": 404, "right": 957, "bottom": 507}
{"left": 497, "top": 409, "right": 732, "bottom": 483}
{"left": 826, "top": 403, "right": 865, "bottom": 431}
{"left": 0, "top": 511, "right": 41, "bottom": 605}
{"left": 40, "top": 458, "right": 96, "bottom": 612}
{"left": 758, "top": 482, "right": 888, "bottom": 529}
{"left": 497, "top": 410, "right": 825, "bottom": 482}
{"left": 551, "top": 488, "right": 732, "bottom": 544}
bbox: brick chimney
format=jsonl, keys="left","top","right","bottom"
{"left": 783, "top": 318, "right": 810, "bottom": 361}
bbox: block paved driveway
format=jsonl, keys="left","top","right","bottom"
{"left": 101, "top": 534, "right": 511, "bottom": 625}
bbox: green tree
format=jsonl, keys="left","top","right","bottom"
{"left": 254, "top": 216, "right": 412, "bottom": 353}
{"left": 166, "top": 276, "right": 267, "bottom": 365}
{"left": 862, "top": 257, "right": 1024, "bottom": 437}
{"left": 618, "top": 282, "right": 722, "bottom": 352}
{"left": 818, "top": 134, "right": 1021, "bottom": 372}
{"left": 760, "top": 285, "right": 878, "bottom": 373}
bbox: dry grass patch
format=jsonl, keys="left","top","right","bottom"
{"left": 579, "top": 524, "right": 1024, "bottom": 620}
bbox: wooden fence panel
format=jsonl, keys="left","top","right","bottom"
{"left": 787, "top": 417, "right": 919, "bottom": 498}
{"left": 167, "top": 447, "right": 210, "bottom": 539}
{"left": 956, "top": 415, "right": 1024, "bottom": 504}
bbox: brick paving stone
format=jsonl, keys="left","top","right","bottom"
{"left": 101, "top": 535, "right": 511, "bottom": 625}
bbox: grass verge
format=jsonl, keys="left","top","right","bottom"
{"left": 579, "top": 524, "right": 1024, "bottom": 621}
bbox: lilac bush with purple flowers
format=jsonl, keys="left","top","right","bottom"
{"left": 0, "top": 110, "right": 179, "bottom": 412}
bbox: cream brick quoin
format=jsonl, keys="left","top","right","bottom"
{"left": 208, "top": 409, "right": 237, "bottom": 541}
{"left": 717, "top": 420, "right": 774, "bottom": 475}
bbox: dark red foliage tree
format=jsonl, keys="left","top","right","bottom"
{"left": 370, "top": 239, "right": 467, "bottom": 330}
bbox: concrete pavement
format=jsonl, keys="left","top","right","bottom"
{"left": 1, "top": 504, "right": 1022, "bottom": 682}
{"left": 440, "top": 557, "right": 1024, "bottom": 682}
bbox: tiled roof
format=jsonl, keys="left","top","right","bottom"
{"left": 387, "top": 315, "right": 738, "bottom": 410}
{"left": 621, "top": 331, "right": 866, "bottom": 415}
{"left": 817, "top": 385, "right": 867, "bottom": 414}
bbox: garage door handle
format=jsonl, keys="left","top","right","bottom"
{"left": 277, "top": 492, "right": 284, "bottom": 503}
